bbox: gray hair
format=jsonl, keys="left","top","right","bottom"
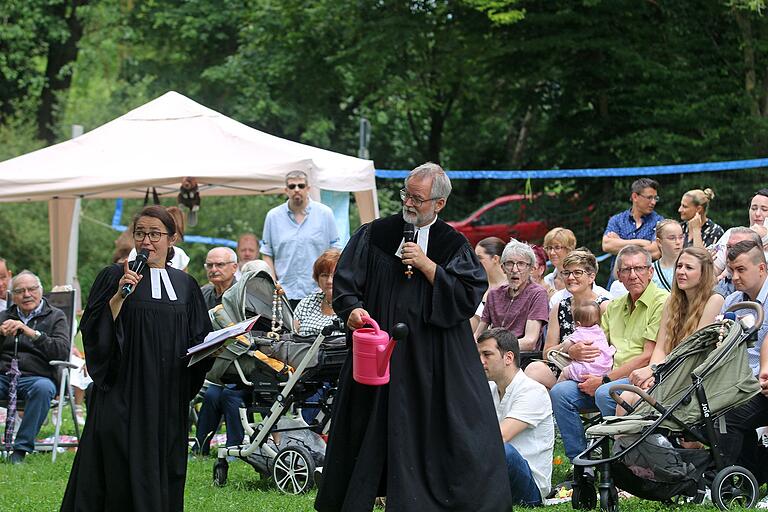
{"left": 501, "top": 239, "right": 537, "bottom": 267}
{"left": 285, "top": 170, "right": 308, "bottom": 185}
{"left": 208, "top": 247, "right": 238, "bottom": 264}
{"left": 406, "top": 162, "right": 452, "bottom": 199}
{"left": 729, "top": 226, "right": 762, "bottom": 246}
{"left": 12, "top": 270, "right": 42, "bottom": 291}
{"left": 615, "top": 245, "right": 652, "bottom": 277}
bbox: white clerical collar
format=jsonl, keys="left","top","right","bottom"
{"left": 150, "top": 268, "right": 177, "bottom": 301}
{"left": 395, "top": 216, "right": 438, "bottom": 258}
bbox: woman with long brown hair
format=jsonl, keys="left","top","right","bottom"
{"left": 628, "top": 247, "right": 723, "bottom": 390}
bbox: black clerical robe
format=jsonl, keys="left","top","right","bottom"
{"left": 61, "top": 264, "right": 212, "bottom": 512}
{"left": 315, "top": 214, "right": 512, "bottom": 512}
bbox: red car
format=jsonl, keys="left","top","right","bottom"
{"left": 447, "top": 195, "right": 549, "bottom": 247}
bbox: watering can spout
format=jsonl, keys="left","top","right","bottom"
{"left": 378, "top": 323, "right": 408, "bottom": 376}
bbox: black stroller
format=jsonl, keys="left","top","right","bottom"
{"left": 571, "top": 301, "right": 764, "bottom": 511}
{"left": 204, "top": 269, "right": 347, "bottom": 494}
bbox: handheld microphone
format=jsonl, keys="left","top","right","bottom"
{"left": 120, "top": 248, "right": 149, "bottom": 298}
{"left": 403, "top": 223, "right": 416, "bottom": 279}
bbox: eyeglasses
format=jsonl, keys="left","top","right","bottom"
{"left": 133, "top": 230, "right": 168, "bottom": 242}
{"left": 543, "top": 245, "right": 566, "bottom": 253}
{"left": 617, "top": 265, "right": 650, "bottom": 277}
{"left": 561, "top": 269, "right": 590, "bottom": 278}
{"left": 502, "top": 260, "right": 531, "bottom": 271}
{"left": 287, "top": 183, "right": 307, "bottom": 190}
{"left": 12, "top": 285, "right": 40, "bottom": 295}
{"left": 204, "top": 262, "right": 235, "bottom": 270}
{"left": 638, "top": 193, "right": 660, "bottom": 202}
{"left": 399, "top": 189, "right": 439, "bottom": 207}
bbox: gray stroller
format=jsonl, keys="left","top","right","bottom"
{"left": 571, "top": 301, "right": 764, "bottom": 511}
{"left": 204, "top": 269, "right": 346, "bottom": 494}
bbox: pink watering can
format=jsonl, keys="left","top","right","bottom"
{"left": 352, "top": 316, "right": 409, "bottom": 385}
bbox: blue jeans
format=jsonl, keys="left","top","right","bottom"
{"left": 550, "top": 378, "right": 629, "bottom": 461}
{"left": 0, "top": 374, "right": 56, "bottom": 453}
{"left": 196, "top": 384, "right": 249, "bottom": 454}
{"left": 504, "top": 443, "right": 542, "bottom": 506}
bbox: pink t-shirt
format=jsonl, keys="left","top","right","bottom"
{"left": 563, "top": 324, "right": 615, "bottom": 382}
{"left": 481, "top": 282, "right": 549, "bottom": 339}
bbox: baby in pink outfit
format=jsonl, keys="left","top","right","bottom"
{"left": 560, "top": 302, "right": 615, "bottom": 383}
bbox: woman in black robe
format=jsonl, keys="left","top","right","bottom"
{"left": 61, "top": 205, "right": 212, "bottom": 512}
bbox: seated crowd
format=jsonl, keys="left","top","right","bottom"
{"left": 472, "top": 182, "right": 768, "bottom": 507}
{"left": 4, "top": 173, "right": 768, "bottom": 511}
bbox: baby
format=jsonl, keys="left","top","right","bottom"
{"left": 559, "top": 302, "right": 615, "bottom": 383}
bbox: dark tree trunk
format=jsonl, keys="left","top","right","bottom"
{"left": 36, "top": 0, "right": 88, "bottom": 144}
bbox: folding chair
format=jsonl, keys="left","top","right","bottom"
{"left": 44, "top": 289, "right": 81, "bottom": 461}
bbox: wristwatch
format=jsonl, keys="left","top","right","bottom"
{"left": 602, "top": 375, "right": 612, "bottom": 385}
{"left": 32, "top": 330, "right": 41, "bottom": 341}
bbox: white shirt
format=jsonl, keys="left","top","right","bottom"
{"left": 549, "top": 284, "right": 611, "bottom": 310}
{"left": 395, "top": 215, "right": 437, "bottom": 258}
{"left": 489, "top": 371, "right": 554, "bottom": 499}
{"left": 129, "top": 246, "right": 190, "bottom": 271}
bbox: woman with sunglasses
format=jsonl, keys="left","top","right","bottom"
{"left": 62, "top": 205, "right": 213, "bottom": 511}
{"left": 526, "top": 250, "right": 611, "bottom": 389}
{"left": 473, "top": 239, "right": 549, "bottom": 351}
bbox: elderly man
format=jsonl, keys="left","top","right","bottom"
{"left": 474, "top": 240, "right": 549, "bottom": 351}
{"left": 0, "top": 271, "right": 69, "bottom": 463}
{"left": 316, "top": 162, "right": 512, "bottom": 512}
{"left": 550, "top": 245, "right": 667, "bottom": 468}
{"left": 195, "top": 247, "right": 245, "bottom": 455}
{"left": 200, "top": 247, "right": 238, "bottom": 309}
{"left": 0, "top": 258, "right": 12, "bottom": 313}
{"left": 261, "top": 170, "right": 341, "bottom": 307}
{"left": 478, "top": 328, "right": 554, "bottom": 507}
{"left": 602, "top": 178, "right": 664, "bottom": 282}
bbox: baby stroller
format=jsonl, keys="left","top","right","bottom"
{"left": 203, "top": 269, "right": 347, "bottom": 494}
{"left": 571, "top": 301, "right": 763, "bottom": 511}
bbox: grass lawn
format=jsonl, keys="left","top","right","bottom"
{"left": 0, "top": 406, "right": 748, "bottom": 511}
{"left": 0, "top": 444, "right": 731, "bottom": 512}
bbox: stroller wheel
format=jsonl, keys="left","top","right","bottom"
{"left": 711, "top": 465, "right": 759, "bottom": 510}
{"left": 272, "top": 445, "right": 315, "bottom": 494}
{"left": 571, "top": 475, "right": 596, "bottom": 510}
{"left": 599, "top": 486, "right": 618, "bottom": 512}
{"left": 213, "top": 459, "right": 229, "bottom": 487}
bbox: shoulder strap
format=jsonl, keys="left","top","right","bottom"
{"left": 653, "top": 260, "right": 672, "bottom": 291}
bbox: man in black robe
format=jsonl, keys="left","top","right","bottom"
{"left": 315, "top": 163, "right": 512, "bottom": 512}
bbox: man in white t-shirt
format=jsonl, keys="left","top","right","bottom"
{"left": 477, "top": 327, "right": 554, "bottom": 506}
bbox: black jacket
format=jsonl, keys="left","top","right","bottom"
{"left": 0, "top": 299, "right": 70, "bottom": 382}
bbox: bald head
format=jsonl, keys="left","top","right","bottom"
{"left": 237, "top": 233, "right": 260, "bottom": 268}
{"left": 205, "top": 247, "right": 238, "bottom": 293}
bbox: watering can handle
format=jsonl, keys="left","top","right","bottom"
{"left": 359, "top": 315, "right": 381, "bottom": 333}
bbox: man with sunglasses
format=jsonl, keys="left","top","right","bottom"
{"left": 0, "top": 270, "right": 69, "bottom": 464}
{"left": 317, "top": 162, "right": 512, "bottom": 512}
{"left": 602, "top": 178, "right": 665, "bottom": 285}
{"left": 262, "top": 170, "right": 340, "bottom": 308}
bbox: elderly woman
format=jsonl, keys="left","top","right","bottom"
{"left": 473, "top": 240, "right": 549, "bottom": 351}
{"left": 526, "top": 250, "right": 611, "bottom": 389}
{"left": 678, "top": 188, "right": 723, "bottom": 249}
{"left": 542, "top": 228, "right": 577, "bottom": 295}
{"left": 293, "top": 249, "right": 341, "bottom": 336}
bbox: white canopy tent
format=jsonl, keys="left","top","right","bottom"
{"left": 0, "top": 91, "right": 379, "bottom": 286}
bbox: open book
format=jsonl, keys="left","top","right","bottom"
{"left": 186, "top": 316, "right": 259, "bottom": 366}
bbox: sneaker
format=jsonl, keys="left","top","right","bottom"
{"left": 756, "top": 494, "right": 768, "bottom": 509}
